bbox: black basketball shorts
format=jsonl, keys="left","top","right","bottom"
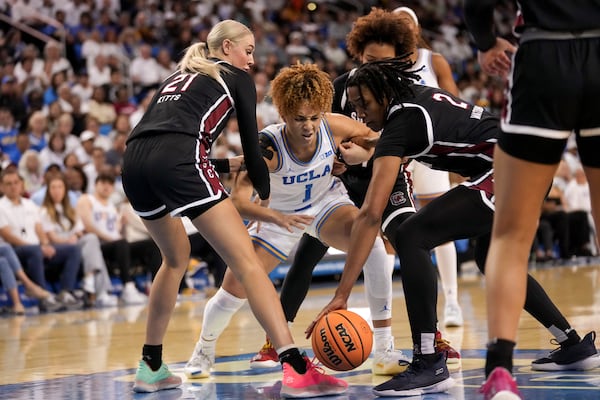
{"left": 500, "top": 36, "right": 600, "bottom": 167}
{"left": 122, "top": 133, "right": 227, "bottom": 220}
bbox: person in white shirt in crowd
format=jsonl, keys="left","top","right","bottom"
{"left": 156, "top": 48, "right": 176, "bottom": 81}
{"left": 40, "top": 172, "right": 118, "bottom": 306}
{"left": 87, "top": 86, "right": 117, "bottom": 132}
{"left": 564, "top": 167, "right": 596, "bottom": 256}
{"left": 26, "top": 110, "right": 49, "bottom": 152}
{"left": 129, "top": 44, "right": 162, "bottom": 101}
{"left": 13, "top": 53, "right": 46, "bottom": 92}
{"left": 255, "top": 82, "right": 280, "bottom": 129}
{"left": 54, "top": 83, "right": 74, "bottom": 114}
{"left": 0, "top": 168, "right": 83, "bottom": 310}
{"left": 39, "top": 132, "right": 68, "bottom": 171}
{"left": 81, "top": 116, "right": 112, "bottom": 151}
{"left": 82, "top": 146, "right": 106, "bottom": 193}
{"left": 77, "top": 171, "right": 147, "bottom": 304}
{"left": 17, "top": 149, "right": 44, "bottom": 196}
{"left": 87, "top": 53, "right": 111, "bottom": 88}
{"left": 70, "top": 70, "right": 94, "bottom": 104}
{"left": 53, "top": 113, "right": 82, "bottom": 154}
{"left": 75, "top": 130, "right": 95, "bottom": 166}
{"left": 42, "top": 41, "right": 73, "bottom": 83}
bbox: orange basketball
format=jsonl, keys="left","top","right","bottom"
{"left": 311, "top": 309, "right": 373, "bottom": 371}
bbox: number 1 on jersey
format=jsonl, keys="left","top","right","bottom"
{"left": 302, "top": 183, "right": 313, "bottom": 203}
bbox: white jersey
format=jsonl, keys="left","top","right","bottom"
{"left": 87, "top": 195, "right": 121, "bottom": 241}
{"left": 411, "top": 48, "right": 439, "bottom": 88}
{"left": 262, "top": 119, "right": 337, "bottom": 212}
{"left": 407, "top": 48, "right": 451, "bottom": 197}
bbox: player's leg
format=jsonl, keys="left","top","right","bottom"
{"left": 412, "top": 164, "right": 461, "bottom": 328}
{"left": 374, "top": 186, "right": 492, "bottom": 396}
{"left": 320, "top": 204, "right": 410, "bottom": 375}
{"left": 186, "top": 199, "right": 347, "bottom": 395}
{"left": 189, "top": 245, "right": 279, "bottom": 376}
{"left": 132, "top": 214, "right": 191, "bottom": 392}
{"left": 251, "top": 234, "right": 329, "bottom": 369}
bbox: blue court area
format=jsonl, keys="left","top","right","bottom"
{"left": 2, "top": 349, "right": 600, "bottom": 399}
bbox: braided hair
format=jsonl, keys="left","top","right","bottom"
{"left": 346, "top": 57, "right": 422, "bottom": 106}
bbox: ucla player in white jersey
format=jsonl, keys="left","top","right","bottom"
{"left": 184, "top": 63, "right": 403, "bottom": 381}
{"left": 394, "top": 6, "right": 464, "bottom": 328}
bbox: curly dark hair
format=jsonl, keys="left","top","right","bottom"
{"left": 269, "top": 63, "right": 333, "bottom": 117}
{"left": 346, "top": 7, "right": 417, "bottom": 61}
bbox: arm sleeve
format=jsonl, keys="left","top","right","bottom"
{"left": 332, "top": 75, "right": 347, "bottom": 114}
{"left": 230, "top": 70, "right": 270, "bottom": 200}
{"left": 463, "top": 0, "right": 500, "bottom": 52}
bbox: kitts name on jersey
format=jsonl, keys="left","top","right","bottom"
{"left": 157, "top": 94, "right": 182, "bottom": 103}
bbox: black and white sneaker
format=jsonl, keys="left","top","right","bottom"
{"left": 373, "top": 352, "right": 455, "bottom": 397}
{"left": 532, "top": 331, "right": 600, "bottom": 371}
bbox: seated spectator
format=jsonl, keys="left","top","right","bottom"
{"left": 76, "top": 172, "right": 147, "bottom": 304}
{"left": 64, "top": 165, "right": 88, "bottom": 201}
{"left": 564, "top": 167, "right": 595, "bottom": 256}
{"left": 120, "top": 200, "right": 162, "bottom": 282}
{"left": 0, "top": 107, "right": 19, "bottom": 162}
{"left": 17, "top": 149, "right": 44, "bottom": 196}
{"left": 82, "top": 146, "right": 107, "bottom": 193}
{"left": 87, "top": 86, "right": 117, "bottom": 135}
{"left": 39, "top": 132, "right": 68, "bottom": 171}
{"left": 534, "top": 219, "right": 557, "bottom": 262}
{"left": 40, "top": 172, "right": 118, "bottom": 307}
{"left": 540, "top": 183, "right": 570, "bottom": 259}
{"left": 26, "top": 111, "right": 49, "bottom": 152}
{"left": 0, "top": 242, "right": 63, "bottom": 314}
{"left": 0, "top": 169, "right": 83, "bottom": 309}
{"left": 105, "top": 131, "right": 127, "bottom": 175}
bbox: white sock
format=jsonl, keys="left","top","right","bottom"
{"left": 363, "top": 236, "right": 393, "bottom": 321}
{"left": 200, "top": 288, "right": 246, "bottom": 345}
{"left": 373, "top": 326, "right": 393, "bottom": 353}
{"left": 435, "top": 242, "right": 458, "bottom": 306}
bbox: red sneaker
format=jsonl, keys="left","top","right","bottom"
{"left": 281, "top": 356, "right": 348, "bottom": 398}
{"left": 435, "top": 330, "right": 461, "bottom": 365}
{"left": 479, "top": 367, "right": 521, "bottom": 400}
{"left": 250, "top": 338, "right": 280, "bottom": 369}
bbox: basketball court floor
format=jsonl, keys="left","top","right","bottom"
{"left": 1, "top": 260, "right": 600, "bottom": 399}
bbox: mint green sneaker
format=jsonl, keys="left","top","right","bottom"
{"left": 133, "top": 360, "right": 182, "bottom": 393}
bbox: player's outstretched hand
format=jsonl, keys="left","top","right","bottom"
{"left": 305, "top": 295, "right": 348, "bottom": 339}
{"left": 339, "top": 141, "right": 372, "bottom": 165}
{"left": 478, "top": 37, "right": 517, "bottom": 78}
{"left": 273, "top": 212, "right": 314, "bottom": 232}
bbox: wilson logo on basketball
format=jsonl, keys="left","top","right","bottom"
{"left": 318, "top": 327, "right": 343, "bottom": 367}
{"left": 335, "top": 323, "right": 357, "bottom": 352}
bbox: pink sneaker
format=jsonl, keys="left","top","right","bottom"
{"left": 280, "top": 356, "right": 348, "bottom": 398}
{"left": 250, "top": 338, "right": 280, "bottom": 369}
{"left": 479, "top": 367, "right": 522, "bottom": 400}
{"left": 435, "top": 330, "right": 461, "bottom": 365}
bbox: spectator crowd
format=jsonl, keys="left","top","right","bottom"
{"left": 0, "top": 0, "right": 595, "bottom": 315}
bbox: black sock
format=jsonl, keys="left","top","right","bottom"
{"left": 485, "top": 338, "right": 515, "bottom": 377}
{"left": 561, "top": 329, "right": 581, "bottom": 347}
{"left": 279, "top": 347, "right": 307, "bottom": 374}
{"left": 142, "top": 344, "right": 163, "bottom": 371}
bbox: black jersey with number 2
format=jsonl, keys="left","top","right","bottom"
{"left": 374, "top": 84, "right": 498, "bottom": 178}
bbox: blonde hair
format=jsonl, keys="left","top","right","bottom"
{"left": 178, "top": 20, "right": 253, "bottom": 80}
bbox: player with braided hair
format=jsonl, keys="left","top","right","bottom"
{"left": 308, "top": 58, "right": 599, "bottom": 397}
